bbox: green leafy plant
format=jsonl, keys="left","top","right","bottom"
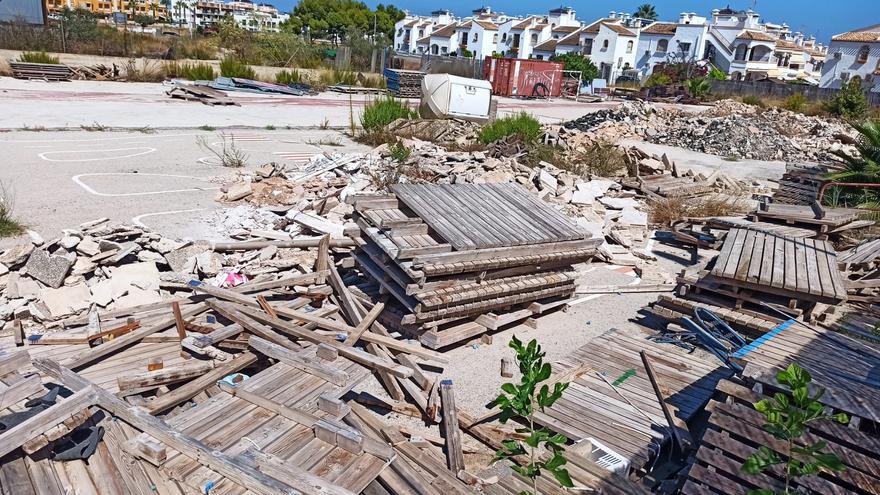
{"left": 493, "top": 336, "right": 572, "bottom": 495}
{"left": 0, "top": 182, "right": 25, "bottom": 238}
{"left": 219, "top": 56, "right": 257, "bottom": 79}
{"left": 478, "top": 112, "right": 542, "bottom": 145}
{"left": 360, "top": 96, "right": 417, "bottom": 131}
{"left": 708, "top": 66, "right": 727, "bottom": 80}
{"left": 741, "top": 363, "right": 849, "bottom": 495}
{"left": 685, "top": 77, "right": 710, "bottom": 99}
{"left": 550, "top": 52, "right": 599, "bottom": 82}
{"left": 782, "top": 93, "right": 807, "bottom": 113}
{"left": 389, "top": 140, "right": 411, "bottom": 163}
{"left": 824, "top": 119, "right": 880, "bottom": 207}
{"left": 643, "top": 73, "right": 672, "bottom": 88}
{"left": 825, "top": 79, "right": 867, "bottom": 120}
{"left": 18, "top": 51, "right": 60, "bottom": 64}
{"left": 275, "top": 69, "right": 304, "bottom": 85}
{"left": 164, "top": 61, "right": 215, "bottom": 80}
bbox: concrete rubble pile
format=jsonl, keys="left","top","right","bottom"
{"left": 0, "top": 218, "right": 339, "bottom": 336}
{"left": 564, "top": 98, "right": 857, "bottom": 162}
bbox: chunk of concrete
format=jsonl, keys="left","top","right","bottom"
{"left": 113, "top": 287, "right": 162, "bottom": 309}
{"left": 619, "top": 208, "right": 648, "bottom": 227}
{"left": 538, "top": 169, "right": 558, "bottom": 193}
{"left": 107, "top": 262, "right": 161, "bottom": 293}
{"left": 39, "top": 284, "right": 91, "bottom": 318}
{"left": 25, "top": 249, "right": 73, "bottom": 288}
{"left": 0, "top": 243, "right": 34, "bottom": 268}
{"left": 599, "top": 197, "right": 641, "bottom": 210}
{"left": 75, "top": 238, "right": 101, "bottom": 257}
{"left": 226, "top": 182, "right": 253, "bottom": 201}
{"left": 164, "top": 242, "right": 209, "bottom": 273}
{"left": 59, "top": 236, "right": 81, "bottom": 250}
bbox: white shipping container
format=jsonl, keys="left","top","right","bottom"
{"left": 419, "top": 74, "right": 492, "bottom": 122}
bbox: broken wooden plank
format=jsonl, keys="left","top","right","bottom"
{"left": 439, "top": 380, "right": 465, "bottom": 474}
{"left": 0, "top": 386, "right": 98, "bottom": 458}
{"left": 248, "top": 336, "right": 349, "bottom": 386}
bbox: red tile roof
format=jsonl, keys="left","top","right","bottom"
{"left": 603, "top": 23, "right": 636, "bottom": 37}
{"left": 736, "top": 30, "right": 776, "bottom": 42}
{"left": 641, "top": 22, "right": 677, "bottom": 35}
{"left": 831, "top": 31, "right": 880, "bottom": 42}
{"left": 533, "top": 39, "right": 558, "bottom": 52}
{"left": 556, "top": 28, "right": 584, "bottom": 46}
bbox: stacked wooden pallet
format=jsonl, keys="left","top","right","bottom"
{"left": 647, "top": 228, "right": 847, "bottom": 336}
{"left": 838, "top": 238, "right": 880, "bottom": 304}
{"left": 9, "top": 61, "right": 73, "bottom": 81}
{"left": 166, "top": 84, "right": 239, "bottom": 106}
{"left": 349, "top": 183, "right": 600, "bottom": 348}
{"left": 772, "top": 162, "right": 829, "bottom": 205}
{"left": 383, "top": 68, "right": 425, "bottom": 98}
{"left": 750, "top": 202, "right": 873, "bottom": 238}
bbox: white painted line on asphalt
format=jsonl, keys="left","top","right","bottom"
{"left": 72, "top": 173, "right": 220, "bottom": 197}
{"left": 132, "top": 208, "right": 206, "bottom": 228}
{"left": 40, "top": 147, "right": 157, "bottom": 162}
{"left": 7, "top": 133, "right": 203, "bottom": 144}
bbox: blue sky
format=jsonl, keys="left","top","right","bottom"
{"left": 349, "top": 0, "right": 876, "bottom": 44}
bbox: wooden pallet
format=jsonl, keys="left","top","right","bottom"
{"left": 9, "top": 61, "right": 73, "bottom": 81}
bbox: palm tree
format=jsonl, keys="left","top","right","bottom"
{"left": 160, "top": 0, "right": 172, "bottom": 22}
{"left": 633, "top": 4, "right": 658, "bottom": 20}
{"left": 825, "top": 119, "right": 880, "bottom": 207}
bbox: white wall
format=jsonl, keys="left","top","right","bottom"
{"left": 820, "top": 41, "right": 880, "bottom": 91}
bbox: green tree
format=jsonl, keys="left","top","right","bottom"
{"left": 826, "top": 78, "right": 868, "bottom": 120}
{"left": 284, "top": 0, "right": 403, "bottom": 43}
{"left": 58, "top": 7, "right": 100, "bottom": 43}
{"left": 741, "top": 363, "right": 848, "bottom": 495}
{"left": 633, "top": 3, "right": 658, "bottom": 20}
{"left": 493, "top": 336, "right": 573, "bottom": 495}
{"left": 132, "top": 14, "right": 156, "bottom": 28}
{"left": 824, "top": 119, "right": 880, "bottom": 207}
{"left": 550, "top": 52, "right": 599, "bottom": 82}
{"left": 685, "top": 77, "right": 710, "bottom": 99}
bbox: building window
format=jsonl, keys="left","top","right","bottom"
{"left": 473, "top": 33, "right": 478, "bottom": 42}
{"left": 418, "top": 29, "right": 424, "bottom": 37}
{"left": 626, "top": 40, "right": 633, "bottom": 53}
{"left": 679, "top": 42, "right": 691, "bottom": 54}
{"left": 530, "top": 33, "right": 538, "bottom": 45}
{"left": 502, "top": 33, "right": 507, "bottom": 42}
{"left": 735, "top": 44, "right": 747, "bottom": 61}
{"left": 602, "top": 39, "right": 609, "bottom": 50}
{"left": 657, "top": 39, "right": 668, "bottom": 53}
{"left": 583, "top": 38, "right": 593, "bottom": 53}
{"left": 493, "top": 33, "right": 498, "bottom": 43}
{"left": 857, "top": 45, "right": 870, "bottom": 64}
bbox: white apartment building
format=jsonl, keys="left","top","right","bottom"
{"left": 820, "top": 24, "right": 880, "bottom": 92}
{"left": 177, "top": 0, "right": 288, "bottom": 32}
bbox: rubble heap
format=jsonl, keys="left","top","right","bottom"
{"left": 565, "top": 99, "right": 856, "bottom": 162}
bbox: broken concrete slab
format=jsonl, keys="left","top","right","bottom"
{"left": 226, "top": 182, "right": 254, "bottom": 201}
{"left": 113, "top": 286, "right": 162, "bottom": 309}
{"left": 0, "top": 243, "right": 35, "bottom": 268}
{"left": 599, "top": 197, "right": 641, "bottom": 210}
{"left": 164, "top": 242, "right": 209, "bottom": 273}
{"left": 39, "top": 283, "right": 91, "bottom": 318}
{"left": 619, "top": 208, "right": 648, "bottom": 227}
{"left": 75, "top": 238, "right": 101, "bottom": 257}
{"left": 538, "top": 169, "right": 558, "bottom": 193}
{"left": 24, "top": 249, "right": 73, "bottom": 288}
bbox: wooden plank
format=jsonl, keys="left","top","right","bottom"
{"left": 32, "top": 358, "right": 303, "bottom": 495}
{"left": 0, "top": 387, "right": 98, "bottom": 458}
{"left": 0, "top": 374, "right": 45, "bottom": 410}
{"left": 145, "top": 352, "right": 257, "bottom": 414}
{"left": 248, "top": 336, "right": 349, "bottom": 386}
{"left": 61, "top": 303, "right": 207, "bottom": 370}
{"left": 438, "top": 380, "right": 465, "bottom": 474}
{"left": 343, "top": 301, "right": 385, "bottom": 347}
{"left": 116, "top": 361, "right": 215, "bottom": 392}
{"left": 240, "top": 449, "right": 358, "bottom": 495}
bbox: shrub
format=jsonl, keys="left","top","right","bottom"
{"left": 19, "top": 51, "right": 60, "bottom": 64}
{"left": 360, "top": 96, "right": 417, "bottom": 131}
{"left": 122, "top": 59, "right": 165, "bottom": 82}
{"left": 572, "top": 141, "right": 628, "bottom": 177}
{"left": 275, "top": 69, "right": 304, "bottom": 85}
{"left": 318, "top": 69, "right": 358, "bottom": 88}
{"left": 219, "top": 56, "right": 257, "bottom": 79}
{"left": 164, "top": 61, "right": 215, "bottom": 81}
{"left": 550, "top": 52, "right": 599, "bottom": 81}
{"left": 0, "top": 182, "right": 24, "bottom": 238}
{"left": 826, "top": 79, "right": 867, "bottom": 120}
{"left": 685, "top": 78, "right": 711, "bottom": 99}
{"left": 646, "top": 194, "right": 750, "bottom": 225}
{"left": 643, "top": 73, "right": 672, "bottom": 88}
{"left": 708, "top": 66, "right": 727, "bottom": 80}
{"left": 782, "top": 93, "right": 807, "bottom": 113}
{"left": 478, "top": 112, "right": 542, "bottom": 144}
{"left": 742, "top": 95, "right": 766, "bottom": 107}
{"left": 197, "top": 134, "right": 248, "bottom": 167}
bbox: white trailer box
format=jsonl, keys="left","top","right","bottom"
{"left": 420, "top": 74, "right": 492, "bottom": 123}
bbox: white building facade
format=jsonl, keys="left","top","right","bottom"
{"left": 820, "top": 24, "right": 880, "bottom": 92}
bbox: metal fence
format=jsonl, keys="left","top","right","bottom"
{"left": 709, "top": 79, "right": 880, "bottom": 107}
{"left": 385, "top": 50, "right": 484, "bottom": 79}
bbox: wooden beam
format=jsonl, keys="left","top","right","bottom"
{"left": 343, "top": 301, "right": 385, "bottom": 347}
{"left": 32, "top": 358, "right": 301, "bottom": 495}
{"left": 0, "top": 349, "right": 30, "bottom": 376}
{"left": 439, "top": 380, "right": 465, "bottom": 474}
{"left": 639, "top": 351, "right": 694, "bottom": 452}
{"left": 116, "top": 361, "right": 215, "bottom": 393}
{"left": 62, "top": 303, "right": 207, "bottom": 370}
{"left": 207, "top": 300, "right": 300, "bottom": 351}
{"left": 234, "top": 305, "right": 413, "bottom": 379}
{"left": 0, "top": 374, "right": 46, "bottom": 410}
{"left": 145, "top": 352, "right": 257, "bottom": 415}
{"left": 0, "top": 386, "right": 98, "bottom": 458}
{"left": 248, "top": 336, "right": 349, "bottom": 386}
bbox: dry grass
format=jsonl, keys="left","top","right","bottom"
{"left": 367, "top": 160, "right": 436, "bottom": 191}
{"left": 646, "top": 194, "right": 750, "bottom": 226}
{"left": 552, "top": 141, "right": 628, "bottom": 177}
{"left": 197, "top": 134, "right": 248, "bottom": 167}
{"left": 0, "top": 182, "right": 25, "bottom": 238}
